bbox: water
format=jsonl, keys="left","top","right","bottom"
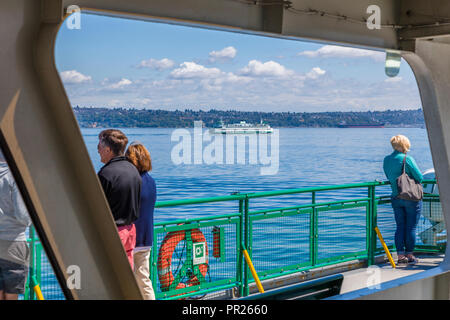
{"left": 37, "top": 127, "right": 435, "bottom": 299}
{"left": 83, "top": 127, "right": 433, "bottom": 218}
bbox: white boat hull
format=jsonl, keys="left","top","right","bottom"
{"left": 209, "top": 128, "right": 273, "bottom": 134}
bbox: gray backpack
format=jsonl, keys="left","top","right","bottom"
{"left": 396, "top": 153, "right": 423, "bottom": 201}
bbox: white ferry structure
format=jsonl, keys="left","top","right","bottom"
{"left": 210, "top": 120, "right": 273, "bottom": 134}
{"left": 3, "top": 0, "right": 450, "bottom": 301}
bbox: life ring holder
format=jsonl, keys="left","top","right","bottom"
{"left": 157, "top": 227, "right": 209, "bottom": 292}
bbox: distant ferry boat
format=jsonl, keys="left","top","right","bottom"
{"left": 210, "top": 120, "right": 273, "bottom": 134}
{"left": 337, "top": 121, "right": 384, "bottom": 128}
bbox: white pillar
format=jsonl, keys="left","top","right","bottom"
{"left": 403, "top": 40, "right": 450, "bottom": 267}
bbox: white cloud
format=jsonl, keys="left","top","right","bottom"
{"left": 65, "top": 72, "right": 420, "bottom": 112}
{"left": 170, "top": 62, "right": 222, "bottom": 79}
{"left": 198, "top": 72, "right": 251, "bottom": 91}
{"left": 306, "top": 67, "right": 326, "bottom": 79}
{"left": 63, "top": 54, "right": 419, "bottom": 112}
{"left": 60, "top": 70, "right": 91, "bottom": 84}
{"left": 109, "top": 78, "right": 132, "bottom": 89}
{"left": 108, "top": 99, "right": 121, "bottom": 106}
{"left": 209, "top": 46, "right": 237, "bottom": 62}
{"left": 220, "top": 72, "right": 251, "bottom": 84}
{"left": 384, "top": 76, "right": 402, "bottom": 83}
{"left": 133, "top": 98, "right": 152, "bottom": 105}
{"left": 139, "top": 58, "right": 175, "bottom": 70}
{"left": 239, "top": 60, "right": 294, "bottom": 77}
{"left": 298, "top": 45, "right": 385, "bottom": 62}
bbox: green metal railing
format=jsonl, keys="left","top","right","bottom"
{"left": 24, "top": 228, "right": 65, "bottom": 300}
{"left": 151, "top": 179, "right": 445, "bottom": 299}
{"left": 25, "top": 179, "right": 445, "bottom": 300}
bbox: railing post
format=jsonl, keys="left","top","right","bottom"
{"left": 151, "top": 229, "right": 158, "bottom": 299}
{"left": 372, "top": 185, "right": 378, "bottom": 261}
{"left": 243, "top": 195, "right": 250, "bottom": 297}
{"left": 238, "top": 198, "right": 244, "bottom": 297}
{"left": 29, "top": 226, "right": 36, "bottom": 300}
{"left": 367, "top": 185, "right": 376, "bottom": 266}
{"left": 310, "top": 191, "right": 318, "bottom": 267}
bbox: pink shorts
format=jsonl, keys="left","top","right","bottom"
{"left": 117, "top": 224, "right": 136, "bottom": 269}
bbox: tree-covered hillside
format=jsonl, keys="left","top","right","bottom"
{"left": 73, "top": 106, "right": 425, "bottom": 128}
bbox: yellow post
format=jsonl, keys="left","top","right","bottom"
{"left": 34, "top": 285, "right": 44, "bottom": 300}
{"left": 32, "top": 276, "right": 45, "bottom": 300}
{"left": 374, "top": 227, "right": 396, "bottom": 269}
{"left": 242, "top": 249, "right": 265, "bottom": 293}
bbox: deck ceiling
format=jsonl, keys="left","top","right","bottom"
{"left": 56, "top": 0, "right": 450, "bottom": 51}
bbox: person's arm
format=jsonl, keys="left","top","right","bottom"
{"left": 11, "top": 181, "right": 31, "bottom": 227}
{"left": 383, "top": 156, "right": 391, "bottom": 181}
{"left": 406, "top": 156, "right": 423, "bottom": 183}
{"left": 382, "top": 157, "right": 387, "bottom": 177}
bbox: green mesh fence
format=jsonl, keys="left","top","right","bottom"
{"left": 249, "top": 208, "right": 311, "bottom": 279}
{"left": 376, "top": 195, "right": 446, "bottom": 254}
{"left": 419, "top": 197, "right": 446, "bottom": 248}
{"left": 25, "top": 180, "right": 445, "bottom": 300}
{"left": 33, "top": 243, "right": 65, "bottom": 300}
{"left": 316, "top": 204, "right": 368, "bottom": 263}
{"left": 375, "top": 199, "right": 397, "bottom": 252}
{"left": 24, "top": 236, "right": 65, "bottom": 300}
{"left": 152, "top": 214, "right": 242, "bottom": 300}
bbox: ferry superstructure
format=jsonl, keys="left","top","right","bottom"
{"left": 210, "top": 120, "right": 274, "bottom": 134}
{"left": 1, "top": 0, "right": 450, "bottom": 300}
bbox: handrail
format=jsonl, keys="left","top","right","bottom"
{"left": 154, "top": 179, "right": 437, "bottom": 208}
{"left": 248, "top": 198, "right": 372, "bottom": 215}
{"left": 154, "top": 212, "right": 241, "bottom": 227}
{"left": 245, "top": 181, "right": 386, "bottom": 199}
{"left": 155, "top": 194, "right": 246, "bottom": 208}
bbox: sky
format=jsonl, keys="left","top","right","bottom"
{"left": 55, "top": 13, "right": 422, "bottom": 113}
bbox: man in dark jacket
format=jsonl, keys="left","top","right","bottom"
{"left": 97, "top": 129, "right": 141, "bottom": 269}
{"left": 0, "top": 151, "right": 31, "bottom": 300}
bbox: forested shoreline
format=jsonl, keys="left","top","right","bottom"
{"left": 73, "top": 106, "right": 424, "bottom": 128}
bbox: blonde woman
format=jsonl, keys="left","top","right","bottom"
{"left": 126, "top": 142, "right": 156, "bottom": 300}
{"left": 383, "top": 135, "right": 423, "bottom": 265}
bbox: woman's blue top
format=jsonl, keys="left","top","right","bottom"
{"left": 134, "top": 172, "right": 157, "bottom": 247}
{"left": 383, "top": 150, "right": 423, "bottom": 198}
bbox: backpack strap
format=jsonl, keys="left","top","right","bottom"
{"left": 402, "top": 152, "right": 407, "bottom": 174}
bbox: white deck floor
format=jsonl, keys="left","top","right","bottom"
{"left": 338, "top": 253, "right": 445, "bottom": 295}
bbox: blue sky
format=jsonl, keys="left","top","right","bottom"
{"left": 55, "top": 13, "right": 422, "bottom": 112}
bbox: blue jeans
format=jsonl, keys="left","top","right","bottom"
{"left": 391, "top": 197, "right": 422, "bottom": 255}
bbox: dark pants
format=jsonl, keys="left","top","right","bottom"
{"left": 391, "top": 198, "right": 422, "bottom": 255}
{"left": 0, "top": 240, "right": 30, "bottom": 294}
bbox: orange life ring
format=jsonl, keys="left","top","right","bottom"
{"left": 157, "top": 228, "right": 208, "bottom": 292}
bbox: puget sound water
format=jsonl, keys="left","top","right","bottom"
{"left": 83, "top": 126, "right": 434, "bottom": 220}
{"left": 35, "top": 127, "right": 435, "bottom": 299}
